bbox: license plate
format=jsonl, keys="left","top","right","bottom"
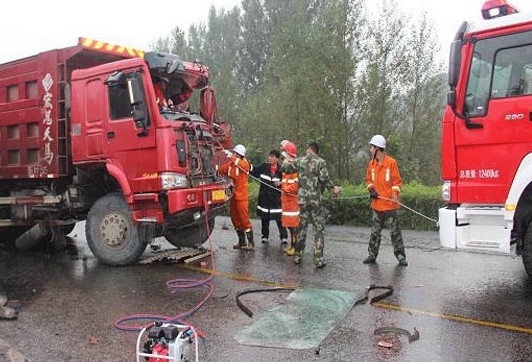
{"left": 212, "top": 189, "right": 225, "bottom": 202}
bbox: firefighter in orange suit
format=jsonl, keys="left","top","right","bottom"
{"left": 219, "top": 144, "right": 254, "bottom": 250}
{"left": 364, "top": 135, "right": 407, "bottom": 266}
{"left": 279, "top": 140, "right": 299, "bottom": 256}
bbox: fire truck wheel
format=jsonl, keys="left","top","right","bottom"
{"left": 523, "top": 224, "right": 532, "bottom": 277}
{"left": 164, "top": 218, "right": 215, "bottom": 248}
{"left": 86, "top": 193, "right": 148, "bottom": 266}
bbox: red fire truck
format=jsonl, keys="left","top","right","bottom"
{"left": 439, "top": 0, "right": 532, "bottom": 274}
{"left": 0, "top": 38, "right": 232, "bottom": 265}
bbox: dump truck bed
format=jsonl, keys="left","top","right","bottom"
{"left": 0, "top": 38, "right": 143, "bottom": 180}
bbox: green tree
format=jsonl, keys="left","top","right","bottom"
{"left": 351, "top": 0, "right": 411, "bottom": 182}
{"left": 395, "top": 13, "right": 445, "bottom": 185}
{"left": 151, "top": 36, "right": 171, "bottom": 53}
{"left": 187, "top": 23, "right": 207, "bottom": 61}
{"left": 169, "top": 26, "right": 189, "bottom": 59}
{"left": 239, "top": 0, "right": 270, "bottom": 96}
{"left": 202, "top": 6, "right": 242, "bottom": 124}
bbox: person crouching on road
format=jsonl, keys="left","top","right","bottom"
{"left": 219, "top": 144, "right": 255, "bottom": 251}
{"left": 279, "top": 140, "right": 299, "bottom": 256}
{"left": 250, "top": 150, "right": 287, "bottom": 245}
{"left": 285, "top": 141, "right": 342, "bottom": 268}
{"left": 364, "top": 135, "right": 407, "bottom": 266}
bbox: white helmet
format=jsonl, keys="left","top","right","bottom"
{"left": 233, "top": 144, "right": 246, "bottom": 157}
{"left": 369, "top": 135, "right": 386, "bottom": 149}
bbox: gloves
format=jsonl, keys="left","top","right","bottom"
{"left": 369, "top": 188, "right": 379, "bottom": 199}
{"left": 223, "top": 149, "right": 232, "bottom": 158}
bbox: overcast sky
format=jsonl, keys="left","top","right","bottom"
{"left": 0, "top": 0, "right": 530, "bottom": 64}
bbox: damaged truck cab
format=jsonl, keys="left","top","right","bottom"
{"left": 0, "top": 38, "right": 232, "bottom": 265}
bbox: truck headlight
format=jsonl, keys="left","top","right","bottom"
{"left": 160, "top": 172, "right": 188, "bottom": 190}
{"left": 442, "top": 181, "right": 451, "bottom": 202}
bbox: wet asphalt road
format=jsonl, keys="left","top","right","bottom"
{"left": 1, "top": 216, "right": 532, "bottom": 362}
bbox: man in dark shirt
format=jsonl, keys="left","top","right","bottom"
{"left": 250, "top": 150, "right": 288, "bottom": 244}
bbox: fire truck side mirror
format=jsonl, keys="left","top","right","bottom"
{"left": 447, "top": 90, "right": 456, "bottom": 106}
{"left": 449, "top": 40, "right": 462, "bottom": 88}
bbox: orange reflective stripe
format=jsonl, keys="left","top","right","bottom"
{"left": 78, "top": 37, "right": 144, "bottom": 58}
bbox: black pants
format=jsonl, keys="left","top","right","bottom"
{"left": 261, "top": 213, "right": 287, "bottom": 240}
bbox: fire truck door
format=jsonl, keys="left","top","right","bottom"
{"left": 456, "top": 38, "right": 532, "bottom": 204}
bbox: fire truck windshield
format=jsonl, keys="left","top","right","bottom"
{"left": 464, "top": 30, "right": 532, "bottom": 117}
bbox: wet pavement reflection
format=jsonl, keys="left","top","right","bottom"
{"left": 1, "top": 217, "right": 532, "bottom": 361}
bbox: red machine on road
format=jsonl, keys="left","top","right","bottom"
{"left": 0, "top": 38, "right": 232, "bottom": 265}
{"left": 439, "top": 1, "right": 532, "bottom": 274}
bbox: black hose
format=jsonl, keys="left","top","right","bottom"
{"left": 374, "top": 326, "right": 420, "bottom": 343}
{"left": 236, "top": 287, "right": 295, "bottom": 318}
{"left": 354, "top": 284, "right": 394, "bottom": 306}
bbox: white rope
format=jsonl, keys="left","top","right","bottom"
{"left": 378, "top": 196, "right": 438, "bottom": 224}
{"left": 216, "top": 143, "right": 437, "bottom": 225}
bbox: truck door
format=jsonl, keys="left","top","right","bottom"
{"left": 104, "top": 71, "right": 157, "bottom": 180}
{"left": 456, "top": 31, "right": 532, "bottom": 204}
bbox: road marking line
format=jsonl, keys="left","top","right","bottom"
{"left": 373, "top": 302, "right": 532, "bottom": 334}
{"left": 180, "top": 263, "right": 532, "bottom": 334}
{"left": 178, "top": 264, "right": 298, "bottom": 289}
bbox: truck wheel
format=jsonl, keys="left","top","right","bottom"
{"left": 165, "top": 219, "right": 215, "bottom": 248}
{"left": 86, "top": 193, "right": 147, "bottom": 266}
{"left": 523, "top": 223, "right": 532, "bottom": 277}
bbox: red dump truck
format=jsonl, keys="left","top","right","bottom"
{"left": 0, "top": 37, "right": 232, "bottom": 265}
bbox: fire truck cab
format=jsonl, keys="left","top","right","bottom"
{"left": 439, "top": 0, "right": 532, "bottom": 274}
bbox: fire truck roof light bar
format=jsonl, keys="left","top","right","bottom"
{"left": 481, "top": 0, "right": 519, "bottom": 20}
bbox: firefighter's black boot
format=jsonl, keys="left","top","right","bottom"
{"left": 233, "top": 230, "right": 246, "bottom": 250}
{"left": 245, "top": 230, "right": 255, "bottom": 251}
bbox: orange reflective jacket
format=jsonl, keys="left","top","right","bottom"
{"left": 281, "top": 171, "right": 299, "bottom": 228}
{"left": 365, "top": 154, "right": 402, "bottom": 211}
{"left": 219, "top": 155, "right": 251, "bottom": 201}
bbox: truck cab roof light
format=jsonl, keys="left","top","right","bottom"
{"left": 481, "top": 0, "right": 519, "bottom": 20}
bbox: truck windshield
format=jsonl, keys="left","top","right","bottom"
{"left": 464, "top": 30, "right": 532, "bottom": 117}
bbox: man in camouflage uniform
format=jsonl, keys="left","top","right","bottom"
{"left": 287, "top": 142, "right": 341, "bottom": 268}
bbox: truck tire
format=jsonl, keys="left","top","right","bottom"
{"left": 523, "top": 223, "right": 532, "bottom": 277}
{"left": 86, "top": 193, "right": 148, "bottom": 266}
{"left": 165, "top": 218, "right": 215, "bottom": 248}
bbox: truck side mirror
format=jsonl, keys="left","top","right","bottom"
{"left": 447, "top": 90, "right": 456, "bottom": 106}
{"left": 127, "top": 76, "right": 149, "bottom": 137}
{"left": 449, "top": 40, "right": 462, "bottom": 88}
{"left": 105, "top": 71, "right": 126, "bottom": 85}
